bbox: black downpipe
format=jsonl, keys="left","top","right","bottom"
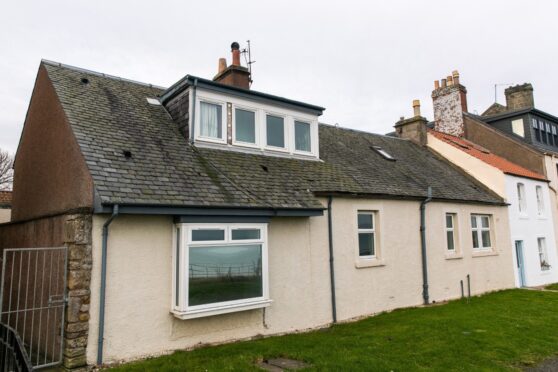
{"left": 327, "top": 196, "right": 337, "bottom": 323}
{"left": 97, "top": 204, "right": 119, "bottom": 365}
{"left": 420, "top": 187, "right": 432, "bottom": 305}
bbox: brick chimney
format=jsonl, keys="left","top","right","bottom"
{"left": 394, "top": 100, "right": 428, "bottom": 146}
{"left": 213, "top": 42, "right": 251, "bottom": 89}
{"left": 432, "top": 70, "right": 468, "bottom": 137}
{"left": 505, "top": 83, "right": 534, "bottom": 110}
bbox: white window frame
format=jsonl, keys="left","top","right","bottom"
{"left": 511, "top": 119, "right": 525, "bottom": 137}
{"left": 471, "top": 214, "right": 492, "bottom": 251}
{"left": 445, "top": 213, "right": 457, "bottom": 252}
{"left": 192, "top": 88, "right": 320, "bottom": 159}
{"left": 264, "top": 111, "right": 289, "bottom": 152}
{"left": 357, "top": 211, "right": 376, "bottom": 259}
{"left": 172, "top": 223, "right": 271, "bottom": 319}
{"left": 196, "top": 98, "right": 227, "bottom": 144}
{"left": 517, "top": 183, "right": 527, "bottom": 215}
{"left": 536, "top": 185, "right": 545, "bottom": 216}
{"left": 232, "top": 104, "right": 259, "bottom": 148}
{"left": 537, "top": 237, "right": 551, "bottom": 271}
{"left": 293, "top": 118, "right": 313, "bottom": 155}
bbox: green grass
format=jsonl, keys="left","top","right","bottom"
{"left": 112, "top": 290, "right": 558, "bottom": 371}
{"left": 545, "top": 283, "right": 558, "bottom": 291}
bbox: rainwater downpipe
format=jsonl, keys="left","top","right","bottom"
{"left": 97, "top": 204, "right": 119, "bottom": 365}
{"left": 420, "top": 187, "right": 432, "bottom": 305}
{"left": 189, "top": 78, "right": 198, "bottom": 144}
{"left": 327, "top": 196, "right": 337, "bottom": 323}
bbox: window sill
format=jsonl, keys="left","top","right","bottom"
{"left": 518, "top": 214, "right": 529, "bottom": 220}
{"left": 445, "top": 252, "right": 463, "bottom": 260}
{"left": 172, "top": 299, "right": 272, "bottom": 320}
{"left": 472, "top": 250, "right": 498, "bottom": 258}
{"left": 355, "top": 258, "right": 385, "bottom": 269}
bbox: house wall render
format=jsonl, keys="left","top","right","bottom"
{"left": 86, "top": 198, "right": 514, "bottom": 364}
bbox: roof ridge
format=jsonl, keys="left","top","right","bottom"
{"left": 319, "top": 122, "right": 409, "bottom": 141}
{"left": 41, "top": 59, "right": 167, "bottom": 90}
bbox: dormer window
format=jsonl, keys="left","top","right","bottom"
{"left": 190, "top": 87, "right": 321, "bottom": 159}
{"left": 235, "top": 108, "right": 256, "bottom": 144}
{"left": 295, "top": 121, "right": 311, "bottom": 152}
{"left": 266, "top": 115, "right": 285, "bottom": 148}
{"left": 200, "top": 101, "right": 224, "bottom": 141}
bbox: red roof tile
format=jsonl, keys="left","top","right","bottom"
{"left": 0, "top": 191, "right": 12, "bottom": 206}
{"left": 429, "top": 130, "right": 547, "bottom": 181}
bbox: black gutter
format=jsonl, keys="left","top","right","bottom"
{"left": 97, "top": 204, "right": 119, "bottom": 365}
{"left": 327, "top": 196, "right": 337, "bottom": 323}
{"left": 94, "top": 204, "right": 325, "bottom": 217}
{"left": 419, "top": 187, "right": 432, "bottom": 305}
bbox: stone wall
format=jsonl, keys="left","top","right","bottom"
{"left": 63, "top": 213, "right": 93, "bottom": 369}
{"left": 432, "top": 84, "right": 468, "bottom": 137}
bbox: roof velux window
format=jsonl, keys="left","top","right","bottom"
{"left": 146, "top": 97, "right": 160, "bottom": 105}
{"left": 371, "top": 146, "right": 395, "bottom": 161}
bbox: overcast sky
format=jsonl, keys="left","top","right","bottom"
{"left": 1, "top": 1, "right": 557, "bottom": 153}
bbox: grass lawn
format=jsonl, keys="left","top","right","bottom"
{"left": 112, "top": 289, "right": 558, "bottom": 371}
{"left": 545, "top": 283, "right": 558, "bottom": 291}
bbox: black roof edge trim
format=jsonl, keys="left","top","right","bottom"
{"left": 175, "top": 216, "right": 271, "bottom": 224}
{"left": 313, "top": 191, "right": 508, "bottom": 206}
{"left": 160, "top": 75, "right": 325, "bottom": 115}
{"left": 95, "top": 204, "right": 324, "bottom": 217}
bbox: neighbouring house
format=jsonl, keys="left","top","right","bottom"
{"left": 0, "top": 45, "right": 516, "bottom": 369}
{"left": 394, "top": 73, "right": 558, "bottom": 288}
{"left": 0, "top": 190, "right": 11, "bottom": 223}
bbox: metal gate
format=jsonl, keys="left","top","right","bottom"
{"left": 0, "top": 247, "right": 67, "bottom": 370}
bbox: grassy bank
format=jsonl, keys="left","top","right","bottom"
{"left": 112, "top": 289, "right": 558, "bottom": 371}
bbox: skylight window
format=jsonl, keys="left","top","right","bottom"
{"left": 371, "top": 146, "right": 395, "bottom": 161}
{"left": 146, "top": 97, "right": 160, "bottom": 105}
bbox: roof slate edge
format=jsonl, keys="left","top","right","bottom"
{"left": 160, "top": 74, "right": 325, "bottom": 115}
{"left": 482, "top": 107, "right": 558, "bottom": 123}
{"left": 41, "top": 59, "right": 167, "bottom": 90}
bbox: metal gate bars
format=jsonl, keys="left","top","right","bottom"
{"left": 0, "top": 247, "right": 67, "bottom": 370}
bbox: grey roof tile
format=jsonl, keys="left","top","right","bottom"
{"left": 43, "top": 62, "right": 503, "bottom": 209}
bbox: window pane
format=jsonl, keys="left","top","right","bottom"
{"left": 232, "top": 229, "right": 261, "bottom": 240}
{"left": 295, "top": 121, "right": 311, "bottom": 152}
{"left": 481, "top": 216, "right": 489, "bottom": 228}
{"left": 471, "top": 216, "right": 477, "bottom": 228}
{"left": 235, "top": 109, "right": 256, "bottom": 143}
{"left": 192, "top": 229, "right": 225, "bottom": 241}
{"left": 358, "top": 233, "right": 375, "bottom": 256}
{"left": 200, "top": 102, "right": 222, "bottom": 139}
{"left": 266, "top": 115, "right": 285, "bottom": 148}
{"left": 481, "top": 231, "right": 491, "bottom": 248}
{"left": 472, "top": 231, "right": 479, "bottom": 248}
{"left": 446, "top": 231, "right": 455, "bottom": 251}
{"left": 358, "top": 213, "right": 373, "bottom": 229}
{"left": 188, "top": 244, "right": 263, "bottom": 306}
{"left": 446, "top": 214, "right": 453, "bottom": 228}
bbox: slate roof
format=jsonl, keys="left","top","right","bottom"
{"left": 429, "top": 130, "right": 547, "bottom": 181}
{"left": 42, "top": 61, "right": 504, "bottom": 210}
{"left": 0, "top": 191, "right": 11, "bottom": 207}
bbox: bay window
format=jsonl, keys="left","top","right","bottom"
{"left": 199, "top": 101, "right": 223, "bottom": 140}
{"left": 173, "top": 223, "right": 270, "bottom": 319}
{"left": 471, "top": 214, "right": 492, "bottom": 251}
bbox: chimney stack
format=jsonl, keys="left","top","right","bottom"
{"left": 394, "top": 100, "right": 428, "bottom": 146}
{"left": 505, "top": 83, "right": 534, "bottom": 110}
{"left": 432, "top": 70, "right": 468, "bottom": 137}
{"left": 213, "top": 42, "right": 251, "bottom": 89}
